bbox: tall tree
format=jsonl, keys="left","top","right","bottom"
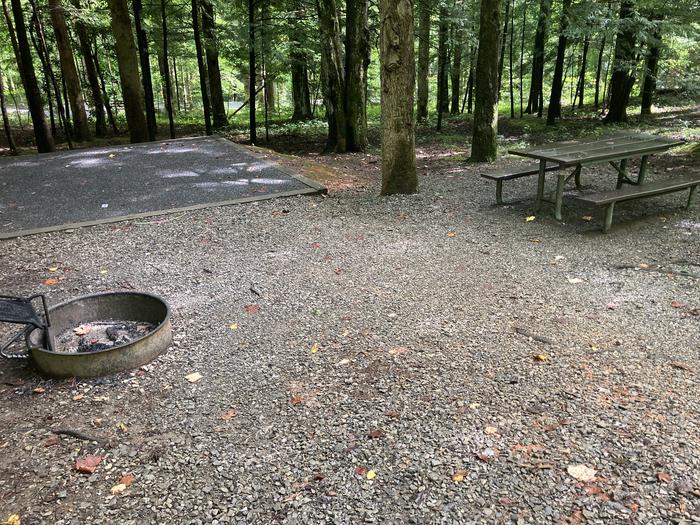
{"left": 450, "top": 21, "right": 463, "bottom": 114}
{"left": 574, "top": 32, "right": 590, "bottom": 108}
{"left": 132, "top": 0, "right": 157, "bottom": 140}
{"left": 345, "top": 0, "right": 370, "bottom": 150}
{"left": 416, "top": 0, "right": 431, "bottom": 122}
{"left": 201, "top": 0, "right": 227, "bottom": 128}
{"left": 470, "top": 0, "right": 501, "bottom": 161}
{"left": 248, "top": 0, "right": 256, "bottom": 143}
{"left": 161, "top": 0, "right": 175, "bottom": 137}
{"left": 604, "top": 0, "right": 637, "bottom": 123}
{"left": 191, "top": 0, "right": 212, "bottom": 134}
{"left": 640, "top": 16, "right": 662, "bottom": 115}
{"left": 10, "top": 0, "right": 54, "bottom": 151}
{"left": 497, "top": 0, "right": 511, "bottom": 94}
{"left": 289, "top": 0, "right": 312, "bottom": 121}
{"left": 0, "top": 68, "right": 17, "bottom": 153}
{"left": 107, "top": 0, "right": 148, "bottom": 143}
{"left": 48, "top": 0, "right": 90, "bottom": 141}
{"left": 593, "top": 33, "right": 607, "bottom": 109}
{"left": 70, "top": 0, "right": 106, "bottom": 137}
{"left": 435, "top": 3, "right": 449, "bottom": 116}
{"left": 546, "top": 0, "right": 571, "bottom": 125}
{"left": 380, "top": 0, "right": 416, "bottom": 194}
{"left": 525, "top": 0, "right": 551, "bottom": 115}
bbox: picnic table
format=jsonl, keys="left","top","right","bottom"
{"left": 508, "top": 132, "right": 686, "bottom": 221}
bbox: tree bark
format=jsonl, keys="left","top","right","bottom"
{"left": 10, "top": 0, "right": 54, "bottom": 152}
{"left": 48, "top": 0, "right": 90, "bottom": 141}
{"left": 593, "top": 34, "right": 606, "bottom": 110}
{"left": 508, "top": 0, "right": 514, "bottom": 117}
{"left": 70, "top": 0, "right": 106, "bottom": 137}
{"left": 574, "top": 33, "right": 589, "bottom": 108}
{"left": 380, "top": 0, "right": 416, "bottom": 194}
{"left": 161, "top": 0, "right": 175, "bottom": 137}
{"left": 604, "top": 0, "right": 637, "bottom": 123}
{"left": 316, "top": 0, "right": 347, "bottom": 152}
{"left": 545, "top": 0, "right": 571, "bottom": 125}
{"left": 466, "top": 45, "right": 475, "bottom": 113}
{"left": 497, "top": 0, "right": 511, "bottom": 95}
{"left": 640, "top": 18, "right": 661, "bottom": 115}
{"left": 416, "top": 0, "right": 430, "bottom": 122}
{"left": 93, "top": 43, "right": 119, "bottom": 134}
{"left": 289, "top": 0, "right": 312, "bottom": 121}
{"left": 132, "top": 0, "right": 157, "bottom": 140}
{"left": 525, "top": 0, "right": 550, "bottom": 115}
{"left": 107, "top": 0, "right": 148, "bottom": 142}
{"left": 191, "top": 0, "right": 212, "bottom": 135}
{"left": 345, "top": 0, "right": 370, "bottom": 151}
{"left": 0, "top": 68, "right": 17, "bottom": 153}
{"left": 201, "top": 0, "right": 227, "bottom": 128}
{"left": 519, "top": 0, "right": 527, "bottom": 116}
{"left": 450, "top": 22, "right": 463, "bottom": 115}
{"left": 436, "top": 4, "right": 449, "bottom": 116}
{"left": 471, "top": 0, "right": 501, "bottom": 161}
{"left": 248, "top": 0, "right": 256, "bottom": 143}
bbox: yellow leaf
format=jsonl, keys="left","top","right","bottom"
{"left": 4, "top": 514, "right": 21, "bottom": 525}
{"left": 468, "top": 403, "right": 480, "bottom": 410}
{"left": 484, "top": 425, "right": 498, "bottom": 435}
{"left": 533, "top": 353, "right": 549, "bottom": 362}
{"left": 47, "top": 266, "right": 58, "bottom": 272}
{"left": 452, "top": 470, "right": 467, "bottom": 482}
{"left": 366, "top": 470, "right": 377, "bottom": 480}
{"left": 639, "top": 262, "right": 649, "bottom": 269}
{"left": 185, "top": 372, "right": 202, "bottom": 383}
{"left": 229, "top": 323, "right": 238, "bottom": 331}
{"left": 72, "top": 394, "right": 84, "bottom": 401}
{"left": 111, "top": 483, "right": 127, "bottom": 495}
{"left": 310, "top": 342, "right": 320, "bottom": 354}
{"left": 525, "top": 216, "right": 536, "bottom": 222}
{"left": 447, "top": 231, "right": 457, "bottom": 238}
{"left": 590, "top": 344, "right": 599, "bottom": 352}
{"left": 118, "top": 422, "right": 128, "bottom": 433}
{"left": 581, "top": 216, "right": 593, "bottom": 222}
{"left": 100, "top": 270, "right": 108, "bottom": 275}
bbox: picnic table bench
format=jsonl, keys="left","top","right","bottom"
{"left": 482, "top": 132, "right": 696, "bottom": 231}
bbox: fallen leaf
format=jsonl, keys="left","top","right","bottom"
{"left": 628, "top": 502, "right": 639, "bottom": 512}
{"left": 119, "top": 474, "right": 136, "bottom": 486}
{"left": 44, "top": 435, "right": 60, "bottom": 447}
{"left": 118, "top": 422, "right": 128, "bottom": 433}
{"left": 529, "top": 238, "right": 542, "bottom": 243}
{"left": 185, "top": 372, "right": 202, "bottom": 383}
{"left": 476, "top": 448, "right": 499, "bottom": 462}
{"left": 43, "top": 278, "right": 59, "bottom": 286}
{"left": 244, "top": 304, "right": 260, "bottom": 314}
{"left": 567, "top": 277, "right": 584, "bottom": 284}
{"left": 584, "top": 484, "right": 611, "bottom": 501}
{"left": 355, "top": 465, "right": 368, "bottom": 476}
{"left": 606, "top": 302, "right": 618, "bottom": 310}
{"left": 111, "top": 483, "right": 127, "bottom": 495}
{"left": 310, "top": 342, "right": 320, "bottom": 354}
{"left": 290, "top": 394, "right": 303, "bottom": 405}
{"left": 73, "top": 325, "right": 91, "bottom": 336}
{"left": 337, "top": 358, "right": 350, "bottom": 366}
{"left": 498, "top": 497, "right": 515, "bottom": 506}
{"left": 366, "top": 470, "right": 377, "bottom": 480}
{"left": 447, "top": 231, "right": 457, "bottom": 237}
{"left": 367, "top": 429, "right": 385, "bottom": 439}
{"left": 47, "top": 266, "right": 58, "bottom": 272}
{"left": 533, "top": 353, "right": 549, "bottom": 362}
{"left": 33, "top": 387, "right": 45, "bottom": 394}
{"left": 670, "top": 361, "right": 693, "bottom": 372}
{"left": 638, "top": 262, "right": 649, "bottom": 269}
{"left": 388, "top": 346, "right": 409, "bottom": 356}
{"left": 72, "top": 394, "right": 84, "bottom": 401}
{"left": 670, "top": 300, "right": 687, "bottom": 309}
{"left": 484, "top": 425, "right": 498, "bottom": 435}
{"left": 657, "top": 471, "right": 672, "bottom": 483}
{"left": 75, "top": 455, "right": 104, "bottom": 474}
{"left": 452, "top": 470, "right": 467, "bottom": 482}
{"left": 3, "top": 514, "right": 20, "bottom": 525}
{"left": 384, "top": 410, "right": 400, "bottom": 418}
{"left": 525, "top": 216, "right": 536, "bottom": 222}
{"left": 228, "top": 323, "right": 238, "bottom": 331}
{"left": 567, "top": 464, "right": 597, "bottom": 482}
{"left": 99, "top": 269, "right": 108, "bottom": 275}
{"left": 221, "top": 409, "right": 238, "bottom": 421}
{"left": 581, "top": 216, "right": 592, "bottom": 222}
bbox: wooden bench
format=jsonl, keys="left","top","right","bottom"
{"left": 574, "top": 175, "right": 699, "bottom": 232}
{"left": 481, "top": 163, "right": 560, "bottom": 205}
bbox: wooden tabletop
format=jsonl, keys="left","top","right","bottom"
{"left": 508, "top": 132, "right": 685, "bottom": 167}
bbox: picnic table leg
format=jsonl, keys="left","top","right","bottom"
{"left": 535, "top": 160, "right": 546, "bottom": 212}
{"left": 616, "top": 159, "right": 628, "bottom": 189}
{"left": 604, "top": 202, "right": 615, "bottom": 233}
{"left": 496, "top": 180, "right": 504, "bottom": 205}
{"left": 573, "top": 165, "right": 582, "bottom": 189}
{"left": 688, "top": 185, "right": 698, "bottom": 208}
{"left": 554, "top": 173, "right": 566, "bottom": 221}
{"left": 637, "top": 155, "right": 649, "bottom": 185}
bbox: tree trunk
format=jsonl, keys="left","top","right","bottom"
{"left": 0, "top": 68, "right": 17, "bottom": 153}
{"left": 345, "top": 0, "right": 370, "bottom": 151}
{"left": 191, "top": 0, "right": 212, "bottom": 135}
{"left": 450, "top": 23, "right": 463, "bottom": 115}
{"left": 12, "top": 0, "right": 54, "bottom": 152}
{"left": 416, "top": 0, "right": 430, "bottom": 122}
{"left": 545, "top": 0, "right": 571, "bottom": 125}
{"left": 132, "top": 0, "right": 157, "bottom": 140}
{"left": 201, "top": 0, "right": 227, "bottom": 128}
{"left": 289, "top": 0, "right": 312, "bottom": 121}
{"left": 107, "top": 0, "right": 148, "bottom": 142}
{"left": 604, "top": 0, "right": 636, "bottom": 123}
{"left": 161, "top": 0, "right": 175, "bottom": 137}
{"left": 316, "top": 0, "right": 347, "bottom": 152}
{"left": 248, "top": 0, "right": 255, "bottom": 143}
{"left": 93, "top": 43, "right": 119, "bottom": 134}
{"left": 508, "top": 0, "right": 514, "bottom": 117}
{"left": 640, "top": 18, "right": 661, "bottom": 115}
{"left": 525, "top": 0, "right": 550, "bottom": 114}
{"left": 436, "top": 4, "right": 449, "bottom": 116}
{"left": 519, "top": 0, "right": 527, "bottom": 116}
{"left": 593, "top": 34, "right": 606, "bottom": 110}
{"left": 497, "top": 0, "right": 511, "bottom": 95}
{"left": 173, "top": 56, "right": 181, "bottom": 111}
{"left": 466, "top": 45, "right": 475, "bottom": 113}
{"left": 70, "top": 0, "right": 106, "bottom": 137}
{"left": 380, "top": 0, "right": 416, "bottom": 194}
{"left": 48, "top": 0, "right": 89, "bottom": 141}
{"left": 471, "top": 0, "right": 501, "bottom": 161}
{"left": 574, "top": 33, "right": 589, "bottom": 108}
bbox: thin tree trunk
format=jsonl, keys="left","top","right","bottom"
{"left": 191, "top": 0, "right": 212, "bottom": 135}
{"left": 289, "top": 0, "right": 312, "bottom": 121}
{"left": 497, "top": 0, "right": 511, "bottom": 95}
{"left": 108, "top": 0, "right": 148, "bottom": 142}
{"left": 508, "top": 0, "right": 514, "bottom": 118}
{"left": 640, "top": 17, "right": 661, "bottom": 116}
{"left": 450, "top": 22, "right": 463, "bottom": 115}
{"left": 345, "top": 0, "right": 370, "bottom": 151}
{"left": 132, "top": 0, "right": 157, "bottom": 140}
{"left": 248, "top": 0, "right": 256, "bottom": 143}
{"left": 574, "top": 33, "right": 589, "bottom": 108}
{"left": 161, "top": 0, "right": 175, "bottom": 137}
{"left": 604, "top": 0, "right": 637, "bottom": 123}
{"left": 93, "top": 43, "right": 119, "bottom": 134}
{"left": 526, "top": 0, "right": 550, "bottom": 114}
{"left": 545, "top": 0, "right": 571, "bottom": 125}
{"left": 48, "top": 0, "right": 90, "bottom": 141}
{"left": 70, "top": 0, "right": 106, "bottom": 137}
{"left": 436, "top": 3, "right": 449, "bottom": 118}
{"left": 0, "top": 68, "right": 17, "bottom": 153}
{"left": 416, "top": 0, "right": 430, "bottom": 122}
{"left": 173, "top": 56, "right": 181, "bottom": 112}
{"left": 593, "top": 34, "right": 606, "bottom": 109}
{"left": 201, "top": 0, "right": 227, "bottom": 128}
{"left": 519, "top": 0, "right": 527, "bottom": 116}
{"left": 380, "top": 0, "right": 416, "bottom": 195}
{"left": 466, "top": 45, "right": 475, "bottom": 113}
{"left": 471, "top": 0, "right": 501, "bottom": 161}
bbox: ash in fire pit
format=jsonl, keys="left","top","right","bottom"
{"left": 55, "top": 321, "right": 156, "bottom": 353}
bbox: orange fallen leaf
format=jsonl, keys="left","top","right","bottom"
{"left": 290, "top": 394, "right": 303, "bottom": 406}
{"left": 533, "top": 353, "right": 549, "bottom": 362}
{"left": 628, "top": 502, "right": 640, "bottom": 513}
{"left": 43, "top": 278, "right": 59, "bottom": 286}
{"left": 452, "top": 469, "right": 467, "bottom": 482}
{"left": 44, "top": 435, "right": 60, "bottom": 447}
{"left": 111, "top": 483, "right": 127, "bottom": 495}
{"left": 447, "top": 231, "right": 457, "bottom": 237}
{"left": 4, "top": 514, "right": 21, "bottom": 525}
{"left": 74, "top": 455, "right": 103, "bottom": 474}
{"left": 221, "top": 409, "right": 238, "bottom": 421}
{"left": 657, "top": 471, "right": 671, "bottom": 483}
{"left": 244, "top": 304, "right": 260, "bottom": 314}
{"left": 384, "top": 410, "right": 400, "bottom": 418}
{"left": 355, "top": 465, "right": 368, "bottom": 476}
{"left": 670, "top": 300, "right": 687, "bottom": 309}
{"left": 33, "top": 387, "right": 45, "bottom": 394}
{"left": 72, "top": 394, "right": 84, "bottom": 401}
{"left": 119, "top": 474, "right": 136, "bottom": 486}
{"left": 367, "top": 429, "right": 385, "bottom": 439}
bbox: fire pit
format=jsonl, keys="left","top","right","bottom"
{"left": 23, "top": 292, "right": 171, "bottom": 378}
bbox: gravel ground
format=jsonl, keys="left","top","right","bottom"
{"left": 0, "top": 138, "right": 698, "bottom": 525}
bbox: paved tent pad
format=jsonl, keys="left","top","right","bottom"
{"left": 0, "top": 136, "right": 324, "bottom": 238}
